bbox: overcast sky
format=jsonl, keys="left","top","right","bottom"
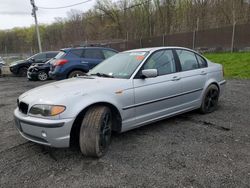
{"left": 0, "top": 0, "right": 97, "bottom": 30}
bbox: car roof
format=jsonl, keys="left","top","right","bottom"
{"left": 35, "top": 51, "right": 59, "bottom": 54}
{"left": 61, "top": 47, "right": 117, "bottom": 52}
{"left": 124, "top": 46, "right": 196, "bottom": 53}
{"left": 45, "top": 51, "right": 59, "bottom": 54}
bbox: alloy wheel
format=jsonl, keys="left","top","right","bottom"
{"left": 99, "top": 113, "right": 112, "bottom": 151}
{"left": 204, "top": 88, "right": 219, "bottom": 112}
{"left": 38, "top": 72, "right": 48, "bottom": 81}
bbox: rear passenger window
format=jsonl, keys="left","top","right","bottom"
{"left": 196, "top": 55, "right": 207, "bottom": 68}
{"left": 176, "top": 50, "right": 199, "bottom": 71}
{"left": 83, "top": 49, "right": 104, "bottom": 59}
{"left": 102, "top": 50, "right": 117, "bottom": 59}
{"left": 70, "top": 49, "right": 84, "bottom": 58}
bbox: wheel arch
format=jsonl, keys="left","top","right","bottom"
{"left": 69, "top": 102, "right": 122, "bottom": 147}
{"left": 205, "top": 79, "right": 220, "bottom": 94}
{"left": 66, "top": 68, "right": 88, "bottom": 78}
{"left": 18, "top": 65, "right": 29, "bottom": 73}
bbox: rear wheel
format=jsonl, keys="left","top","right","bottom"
{"left": 200, "top": 84, "right": 219, "bottom": 114}
{"left": 79, "top": 106, "right": 112, "bottom": 157}
{"left": 38, "top": 71, "right": 48, "bottom": 81}
{"left": 68, "top": 70, "right": 85, "bottom": 78}
{"left": 18, "top": 67, "right": 28, "bottom": 77}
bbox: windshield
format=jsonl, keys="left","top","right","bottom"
{"left": 89, "top": 51, "right": 148, "bottom": 79}
{"left": 27, "top": 53, "right": 38, "bottom": 60}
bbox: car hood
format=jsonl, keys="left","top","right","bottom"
{"left": 10, "top": 60, "right": 26, "bottom": 66}
{"left": 29, "top": 63, "right": 48, "bottom": 69}
{"left": 19, "top": 77, "right": 131, "bottom": 105}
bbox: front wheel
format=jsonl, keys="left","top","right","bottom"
{"left": 18, "top": 67, "right": 28, "bottom": 77}
{"left": 38, "top": 71, "right": 48, "bottom": 81}
{"left": 68, "top": 70, "right": 85, "bottom": 78}
{"left": 79, "top": 106, "right": 112, "bottom": 157}
{"left": 200, "top": 84, "right": 219, "bottom": 114}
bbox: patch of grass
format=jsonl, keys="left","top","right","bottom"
{"left": 204, "top": 52, "right": 250, "bottom": 79}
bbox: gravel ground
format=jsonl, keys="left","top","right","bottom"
{"left": 0, "top": 77, "right": 249, "bottom": 188}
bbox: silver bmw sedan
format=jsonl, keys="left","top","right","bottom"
{"left": 14, "top": 47, "right": 226, "bottom": 157}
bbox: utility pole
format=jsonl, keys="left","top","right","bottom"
{"left": 231, "top": 10, "right": 236, "bottom": 53}
{"left": 30, "top": 0, "right": 42, "bottom": 52}
{"left": 192, "top": 18, "right": 199, "bottom": 50}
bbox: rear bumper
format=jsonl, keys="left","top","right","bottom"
{"left": 14, "top": 108, "right": 74, "bottom": 148}
{"left": 49, "top": 71, "right": 66, "bottom": 80}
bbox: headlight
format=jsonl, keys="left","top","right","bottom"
{"left": 29, "top": 104, "right": 66, "bottom": 117}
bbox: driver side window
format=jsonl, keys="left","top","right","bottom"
{"left": 33, "top": 53, "right": 45, "bottom": 62}
{"left": 143, "top": 50, "right": 176, "bottom": 76}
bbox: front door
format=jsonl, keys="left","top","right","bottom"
{"left": 133, "top": 49, "right": 183, "bottom": 125}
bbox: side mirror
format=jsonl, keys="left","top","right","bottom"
{"left": 141, "top": 69, "right": 158, "bottom": 78}
{"left": 30, "top": 58, "right": 35, "bottom": 62}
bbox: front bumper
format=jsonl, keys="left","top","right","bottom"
{"left": 27, "top": 71, "right": 38, "bottom": 80}
{"left": 14, "top": 108, "right": 75, "bottom": 148}
{"left": 9, "top": 66, "right": 18, "bottom": 74}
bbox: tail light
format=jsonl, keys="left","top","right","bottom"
{"left": 54, "top": 59, "right": 68, "bottom": 66}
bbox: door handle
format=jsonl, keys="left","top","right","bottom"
{"left": 171, "top": 76, "right": 181, "bottom": 81}
{"left": 200, "top": 71, "right": 207, "bottom": 75}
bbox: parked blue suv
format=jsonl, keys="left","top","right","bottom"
{"left": 49, "top": 47, "right": 118, "bottom": 80}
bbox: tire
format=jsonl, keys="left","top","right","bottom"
{"left": 68, "top": 70, "right": 86, "bottom": 78}
{"left": 79, "top": 106, "right": 112, "bottom": 157}
{"left": 18, "top": 67, "right": 28, "bottom": 77}
{"left": 200, "top": 84, "right": 219, "bottom": 114}
{"left": 38, "top": 71, "right": 48, "bottom": 81}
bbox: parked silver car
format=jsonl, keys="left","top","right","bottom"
{"left": 14, "top": 47, "right": 226, "bottom": 157}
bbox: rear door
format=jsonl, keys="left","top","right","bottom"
{"left": 175, "top": 49, "right": 208, "bottom": 106}
{"left": 82, "top": 49, "right": 105, "bottom": 69}
{"left": 133, "top": 49, "right": 183, "bottom": 124}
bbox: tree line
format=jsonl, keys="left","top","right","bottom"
{"left": 0, "top": 0, "right": 250, "bottom": 54}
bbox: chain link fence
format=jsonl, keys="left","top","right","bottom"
{"left": 94, "top": 23, "right": 250, "bottom": 53}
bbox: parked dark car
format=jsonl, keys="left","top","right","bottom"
{"left": 9, "top": 51, "right": 58, "bottom": 76}
{"left": 49, "top": 47, "right": 118, "bottom": 80}
{"left": 0, "top": 56, "right": 5, "bottom": 76}
{"left": 27, "top": 59, "right": 53, "bottom": 81}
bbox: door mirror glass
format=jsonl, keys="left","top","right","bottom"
{"left": 142, "top": 69, "right": 158, "bottom": 78}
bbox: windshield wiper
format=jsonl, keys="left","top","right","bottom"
{"left": 91, "top": 73, "right": 114, "bottom": 78}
